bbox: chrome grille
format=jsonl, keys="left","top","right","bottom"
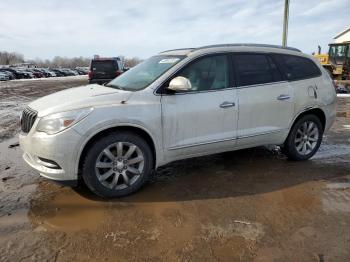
{"left": 21, "top": 107, "right": 38, "bottom": 133}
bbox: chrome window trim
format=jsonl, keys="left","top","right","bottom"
{"left": 161, "top": 86, "right": 237, "bottom": 96}
{"left": 153, "top": 50, "right": 304, "bottom": 96}
{"left": 235, "top": 80, "right": 289, "bottom": 89}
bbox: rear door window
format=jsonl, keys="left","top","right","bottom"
{"left": 273, "top": 54, "right": 321, "bottom": 81}
{"left": 233, "top": 54, "right": 283, "bottom": 86}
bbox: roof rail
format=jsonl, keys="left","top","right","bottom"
{"left": 160, "top": 48, "right": 195, "bottom": 53}
{"left": 194, "top": 43, "right": 301, "bottom": 52}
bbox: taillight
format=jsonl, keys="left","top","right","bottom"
{"left": 115, "top": 70, "right": 123, "bottom": 77}
{"left": 88, "top": 71, "right": 92, "bottom": 80}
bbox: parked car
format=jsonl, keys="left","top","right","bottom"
{"left": 88, "top": 57, "right": 124, "bottom": 85}
{"left": 50, "top": 69, "right": 66, "bottom": 77}
{"left": 27, "top": 69, "right": 44, "bottom": 78}
{"left": 0, "top": 72, "right": 9, "bottom": 81}
{"left": 75, "top": 68, "right": 88, "bottom": 75}
{"left": 48, "top": 70, "right": 57, "bottom": 77}
{"left": 0, "top": 70, "right": 16, "bottom": 80}
{"left": 9, "top": 68, "right": 34, "bottom": 79}
{"left": 0, "top": 68, "right": 26, "bottom": 79}
{"left": 17, "top": 69, "right": 35, "bottom": 79}
{"left": 58, "top": 68, "right": 77, "bottom": 76}
{"left": 32, "top": 68, "right": 47, "bottom": 77}
{"left": 34, "top": 68, "right": 49, "bottom": 77}
{"left": 41, "top": 68, "right": 57, "bottom": 77}
{"left": 76, "top": 67, "right": 89, "bottom": 75}
{"left": 19, "top": 44, "right": 336, "bottom": 198}
{"left": 53, "top": 68, "right": 72, "bottom": 76}
{"left": 72, "top": 69, "right": 81, "bottom": 75}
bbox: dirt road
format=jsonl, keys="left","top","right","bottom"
{"left": 0, "top": 78, "right": 349, "bottom": 261}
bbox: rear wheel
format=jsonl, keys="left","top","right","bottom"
{"left": 283, "top": 115, "right": 323, "bottom": 161}
{"left": 82, "top": 132, "right": 153, "bottom": 198}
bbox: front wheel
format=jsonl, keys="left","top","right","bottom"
{"left": 283, "top": 115, "right": 323, "bottom": 161}
{"left": 82, "top": 132, "right": 153, "bottom": 198}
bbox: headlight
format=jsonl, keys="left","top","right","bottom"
{"left": 37, "top": 108, "right": 93, "bottom": 135}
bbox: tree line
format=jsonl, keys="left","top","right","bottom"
{"left": 0, "top": 51, "right": 25, "bottom": 65}
{"left": 0, "top": 51, "right": 142, "bottom": 68}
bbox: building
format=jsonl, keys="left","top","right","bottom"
{"left": 334, "top": 27, "right": 350, "bottom": 43}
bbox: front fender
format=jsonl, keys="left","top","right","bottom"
{"left": 72, "top": 104, "right": 163, "bottom": 176}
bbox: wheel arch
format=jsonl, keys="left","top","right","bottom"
{"left": 76, "top": 124, "right": 158, "bottom": 178}
{"left": 290, "top": 107, "right": 326, "bottom": 132}
{"left": 283, "top": 107, "right": 326, "bottom": 160}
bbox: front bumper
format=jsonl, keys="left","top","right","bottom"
{"left": 19, "top": 123, "right": 83, "bottom": 183}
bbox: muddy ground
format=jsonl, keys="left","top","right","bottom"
{"left": 0, "top": 77, "right": 349, "bottom": 261}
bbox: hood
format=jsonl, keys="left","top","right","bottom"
{"left": 29, "top": 84, "right": 133, "bottom": 117}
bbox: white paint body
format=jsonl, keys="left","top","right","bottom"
{"left": 19, "top": 45, "right": 337, "bottom": 182}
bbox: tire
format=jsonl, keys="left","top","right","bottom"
{"left": 82, "top": 132, "right": 153, "bottom": 198}
{"left": 283, "top": 114, "right": 323, "bottom": 161}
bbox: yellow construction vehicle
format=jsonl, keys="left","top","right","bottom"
{"left": 314, "top": 42, "right": 350, "bottom": 80}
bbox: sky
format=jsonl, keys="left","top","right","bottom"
{"left": 0, "top": 0, "right": 348, "bottom": 60}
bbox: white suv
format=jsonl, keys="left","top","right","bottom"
{"left": 19, "top": 44, "right": 337, "bottom": 197}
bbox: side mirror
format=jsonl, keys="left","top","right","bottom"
{"left": 167, "top": 76, "right": 192, "bottom": 91}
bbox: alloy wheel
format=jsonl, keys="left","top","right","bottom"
{"left": 294, "top": 121, "right": 319, "bottom": 155}
{"left": 95, "top": 142, "right": 144, "bottom": 190}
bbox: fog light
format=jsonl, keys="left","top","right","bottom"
{"left": 36, "top": 157, "right": 61, "bottom": 169}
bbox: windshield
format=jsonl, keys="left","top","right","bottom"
{"left": 329, "top": 44, "right": 349, "bottom": 64}
{"left": 107, "top": 55, "right": 184, "bottom": 91}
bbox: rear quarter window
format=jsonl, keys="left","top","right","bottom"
{"left": 274, "top": 54, "right": 321, "bottom": 81}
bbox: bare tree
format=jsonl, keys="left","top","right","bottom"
{"left": 28, "top": 56, "right": 91, "bottom": 68}
{"left": 124, "top": 57, "right": 142, "bottom": 68}
{"left": 0, "top": 51, "right": 24, "bottom": 65}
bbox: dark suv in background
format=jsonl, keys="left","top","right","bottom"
{"left": 88, "top": 57, "right": 124, "bottom": 85}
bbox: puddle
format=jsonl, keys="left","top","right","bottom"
{"left": 322, "top": 182, "right": 350, "bottom": 213}
{"left": 31, "top": 190, "right": 109, "bottom": 232}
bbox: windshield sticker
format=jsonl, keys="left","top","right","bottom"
{"left": 159, "top": 58, "right": 180, "bottom": 64}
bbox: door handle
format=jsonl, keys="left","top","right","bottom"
{"left": 277, "top": 94, "right": 291, "bottom": 101}
{"left": 220, "top": 101, "right": 235, "bottom": 108}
